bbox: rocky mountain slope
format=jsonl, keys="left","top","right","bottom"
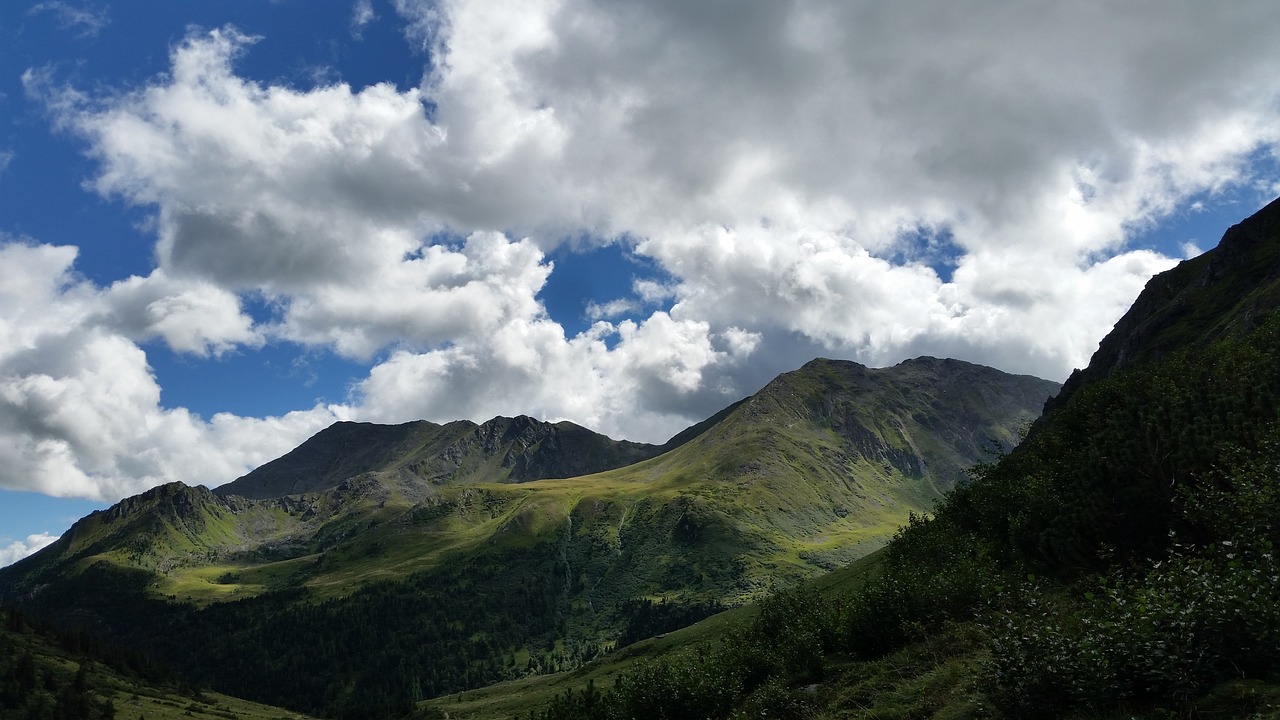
{"left": 216, "top": 415, "right": 668, "bottom": 500}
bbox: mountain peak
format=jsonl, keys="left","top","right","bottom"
{"left": 215, "top": 413, "right": 663, "bottom": 500}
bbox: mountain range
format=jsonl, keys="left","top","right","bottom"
{"left": 1, "top": 352, "right": 1055, "bottom": 716}
{"left": 10, "top": 195, "right": 1279, "bottom": 719}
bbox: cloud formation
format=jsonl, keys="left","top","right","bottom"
{"left": 8, "top": 1, "right": 1280, "bottom": 500}
{"left": 0, "top": 532, "right": 58, "bottom": 568}
{"left": 350, "top": 0, "right": 376, "bottom": 39}
{"left": 0, "top": 241, "right": 340, "bottom": 500}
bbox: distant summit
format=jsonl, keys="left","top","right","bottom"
{"left": 215, "top": 415, "right": 667, "bottom": 500}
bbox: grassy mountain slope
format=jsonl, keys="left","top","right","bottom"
{"left": 502, "top": 196, "right": 1280, "bottom": 720}
{"left": 0, "top": 357, "right": 1054, "bottom": 717}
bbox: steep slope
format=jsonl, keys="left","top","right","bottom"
{"left": 217, "top": 415, "right": 665, "bottom": 499}
{"left": 0, "top": 356, "right": 1055, "bottom": 717}
{"left": 1048, "top": 194, "right": 1280, "bottom": 414}
{"left": 820, "top": 197, "right": 1280, "bottom": 719}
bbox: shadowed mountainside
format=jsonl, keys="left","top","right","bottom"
{"left": 1047, "top": 194, "right": 1280, "bottom": 415}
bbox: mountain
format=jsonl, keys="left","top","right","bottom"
{"left": 216, "top": 415, "right": 668, "bottom": 500}
{"left": 0, "top": 356, "right": 1056, "bottom": 717}
{"left": 495, "top": 197, "right": 1280, "bottom": 720}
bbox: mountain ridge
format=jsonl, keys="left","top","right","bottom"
{"left": 1047, "top": 194, "right": 1280, "bottom": 415}
{"left": 0, "top": 354, "right": 1058, "bottom": 717}
{"left": 215, "top": 414, "right": 672, "bottom": 500}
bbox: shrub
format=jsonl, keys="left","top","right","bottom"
{"left": 983, "top": 540, "right": 1280, "bottom": 717}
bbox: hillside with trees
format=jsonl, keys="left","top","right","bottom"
{"left": 494, "top": 196, "right": 1280, "bottom": 720}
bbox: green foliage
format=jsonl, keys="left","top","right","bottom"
{"left": 525, "top": 585, "right": 839, "bottom": 720}
{"left": 982, "top": 423, "right": 1280, "bottom": 718}
{"left": 985, "top": 540, "right": 1280, "bottom": 717}
{"left": 0, "top": 609, "right": 154, "bottom": 720}
{"left": 842, "top": 511, "right": 1001, "bottom": 658}
{"left": 615, "top": 597, "right": 725, "bottom": 648}
{"left": 1002, "top": 314, "right": 1278, "bottom": 574}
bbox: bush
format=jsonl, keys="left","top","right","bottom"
{"left": 843, "top": 513, "right": 1000, "bottom": 658}
{"left": 983, "top": 540, "right": 1280, "bottom": 717}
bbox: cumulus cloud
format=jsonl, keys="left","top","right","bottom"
{"left": 0, "top": 533, "right": 58, "bottom": 568}
{"left": 8, "top": 1, "right": 1280, "bottom": 496}
{"left": 103, "top": 270, "right": 261, "bottom": 355}
{"left": 0, "top": 241, "right": 340, "bottom": 500}
{"left": 356, "top": 311, "right": 741, "bottom": 443}
{"left": 41, "top": 29, "right": 558, "bottom": 361}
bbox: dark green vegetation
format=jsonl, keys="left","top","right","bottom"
{"left": 0, "top": 355, "right": 1053, "bottom": 718}
{"left": 501, "top": 196, "right": 1280, "bottom": 720}
{"left": 0, "top": 608, "right": 315, "bottom": 720}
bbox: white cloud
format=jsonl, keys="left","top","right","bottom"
{"left": 0, "top": 533, "right": 58, "bottom": 568}
{"left": 351, "top": 0, "right": 376, "bottom": 39}
{"left": 0, "top": 241, "right": 340, "bottom": 500}
{"left": 417, "top": 0, "right": 1276, "bottom": 384}
{"left": 587, "top": 279, "right": 676, "bottom": 321}
{"left": 45, "top": 29, "right": 555, "bottom": 361}
{"left": 9, "top": 2, "right": 1280, "bottom": 497}
{"left": 355, "top": 311, "right": 740, "bottom": 443}
{"left": 28, "top": 2, "right": 110, "bottom": 38}
{"left": 103, "top": 270, "right": 261, "bottom": 356}
{"left": 584, "top": 298, "right": 635, "bottom": 321}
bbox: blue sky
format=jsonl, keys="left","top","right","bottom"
{"left": 2, "top": 0, "right": 1279, "bottom": 565}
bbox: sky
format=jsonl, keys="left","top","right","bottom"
{"left": 2, "top": 0, "right": 1280, "bottom": 566}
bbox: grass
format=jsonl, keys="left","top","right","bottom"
{"left": 109, "top": 685, "right": 317, "bottom": 720}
